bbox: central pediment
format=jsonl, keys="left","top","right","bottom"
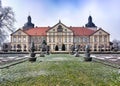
{"left": 46, "top": 20, "right": 73, "bottom": 33}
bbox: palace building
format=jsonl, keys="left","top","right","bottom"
{"left": 10, "top": 15, "right": 110, "bottom": 52}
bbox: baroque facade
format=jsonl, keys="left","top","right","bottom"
{"left": 10, "top": 15, "right": 110, "bottom": 52}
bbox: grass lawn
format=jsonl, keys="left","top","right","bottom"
{"left": 0, "top": 54, "right": 120, "bottom": 86}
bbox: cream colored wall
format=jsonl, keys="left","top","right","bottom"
{"left": 90, "top": 29, "right": 110, "bottom": 51}
{"left": 30, "top": 36, "right": 46, "bottom": 51}
{"left": 74, "top": 36, "right": 90, "bottom": 50}
{"left": 11, "top": 28, "right": 110, "bottom": 52}
{"left": 11, "top": 29, "right": 29, "bottom": 51}
{"left": 47, "top": 23, "right": 73, "bottom": 51}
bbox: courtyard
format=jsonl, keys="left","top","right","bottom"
{"left": 0, "top": 54, "right": 120, "bottom": 86}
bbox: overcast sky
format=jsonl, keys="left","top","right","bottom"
{"left": 2, "top": 0, "right": 120, "bottom": 41}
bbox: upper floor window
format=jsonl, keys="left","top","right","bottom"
{"left": 23, "top": 36, "right": 26, "bottom": 41}
{"left": 49, "top": 33, "right": 51, "bottom": 36}
{"left": 53, "top": 36, "right": 55, "bottom": 42}
{"left": 104, "top": 35, "right": 107, "bottom": 42}
{"left": 65, "top": 36, "right": 67, "bottom": 42}
{"left": 53, "top": 33, "right": 55, "bottom": 36}
{"left": 83, "top": 37, "right": 86, "bottom": 42}
{"left": 13, "top": 36, "right": 16, "bottom": 42}
{"left": 59, "top": 37, "right": 61, "bottom": 42}
{"left": 49, "top": 36, "right": 51, "bottom": 42}
{"left": 65, "top": 32, "right": 67, "bottom": 36}
{"left": 69, "top": 37, "right": 71, "bottom": 42}
{"left": 57, "top": 25, "right": 63, "bottom": 32}
{"left": 99, "top": 36, "right": 102, "bottom": 42}
{"left": 94, "top": 36, "right": 97, "bottom": 42}
{"left": 18, "top": 36, "right": 21, "bottom": 42}
{"left": 79, "top": 38, "right": 80, "bottom": 42}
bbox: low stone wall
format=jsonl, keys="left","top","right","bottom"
{"left": 1, "top": 51, "right": 120, "bottom": 54}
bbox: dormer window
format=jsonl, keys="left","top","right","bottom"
{"left": 57, "top": 25, "right": 63, "bottom": 32}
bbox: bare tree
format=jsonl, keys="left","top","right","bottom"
{"left": 0, "top": 1, "right": 15, "bottom": 47}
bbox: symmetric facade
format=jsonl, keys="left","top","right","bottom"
{"left": 10, "top": 15, "right": 110, "bottom": 52}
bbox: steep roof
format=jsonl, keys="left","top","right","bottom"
{"left": 24, "top": 27, "right": 95, "bottom": 36}
{"left": 70, "top": 27, "right": 95, "bottom": 36}
{"left": 25, "top": 27, "right": 49, "bottom": 36}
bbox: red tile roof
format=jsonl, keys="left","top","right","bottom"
{"left": 24, "top": 26, "right": 95, "bottom": 36}
{"left": 25, "top": 27, "right": 49, "bottom": 36}
{"left": 70, "top": 27, "right": 95, "bottom": 36}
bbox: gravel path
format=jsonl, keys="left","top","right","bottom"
{"left": 0, "top": 54, "right": 29, "bottom": 65}
{"left": 92, "top": 54, "right": 120, "bottom": 65}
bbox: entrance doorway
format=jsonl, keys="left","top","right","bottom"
{"left": 62, "top": 44, "right": 66, "bottom": 51}
{"left": 55, "top": 45, "right": 59, "bottom": 51}
{"left": 55, "top": 44, "right": 66, "bottom": 51}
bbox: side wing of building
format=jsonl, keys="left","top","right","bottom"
{"left": 90, "top": 28, "right": 110, "bottom": 51}
{"left": 11, "top": 29, "right": 29, "bottom": 52}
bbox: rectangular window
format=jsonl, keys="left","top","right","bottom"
{"left": 94, "top": 36, "right": 97, "bottom": 42}
{"left": 53, "top": 44, "right": 55, "bottom": 49}
{"left": 65, "top": 32, "right": 67, "bottom": 36}
{"left": 65, "top": 36, "right": 67, "bottom": 42}
{"left": 13, "top": 36, "right": 16, "bottom": 42}
{"left": 53, "top": 33, "right": 55, "bottom": 36}
{"left": 83, "top": 37, "right": 85, "bottom": 42}
{"left": 23, "top": 36, "right": 26, "bottom": 42}
{"left": 79, "top": 37, "right": 81, "bottom": 42}
{"left": 84, "top": 38, "right": 88, "bottom": 43}
{"left": 69, "top": 44, "right": 71, "bottom": 49}
{"left": 53, "top": 36, "right": 55, "bottom": 42}
{"left": 39, "top": 37, "right": 41, "bottom": 42}
{"left": 99, "top": 36, "right": 102, "bottom": 42}
{"left": 69, "top": 37, "right": 71, "bottom": 42}
{"left": 49, "top": 36, "right": 51, "bottom": 42}
{"left": 18, "top": 36, "right": 21, "bottom": 42}
{"left": 74, "top": 38, "right": 76, "bottom": 43}
{"left": 59, "top": 38, "right": 61, "bottom": 42}
{"left": 104, "top": 35, "right": 107, "bottom": 42}
{"left": 77, "top": 37, "right": 79, "bottom": 42}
